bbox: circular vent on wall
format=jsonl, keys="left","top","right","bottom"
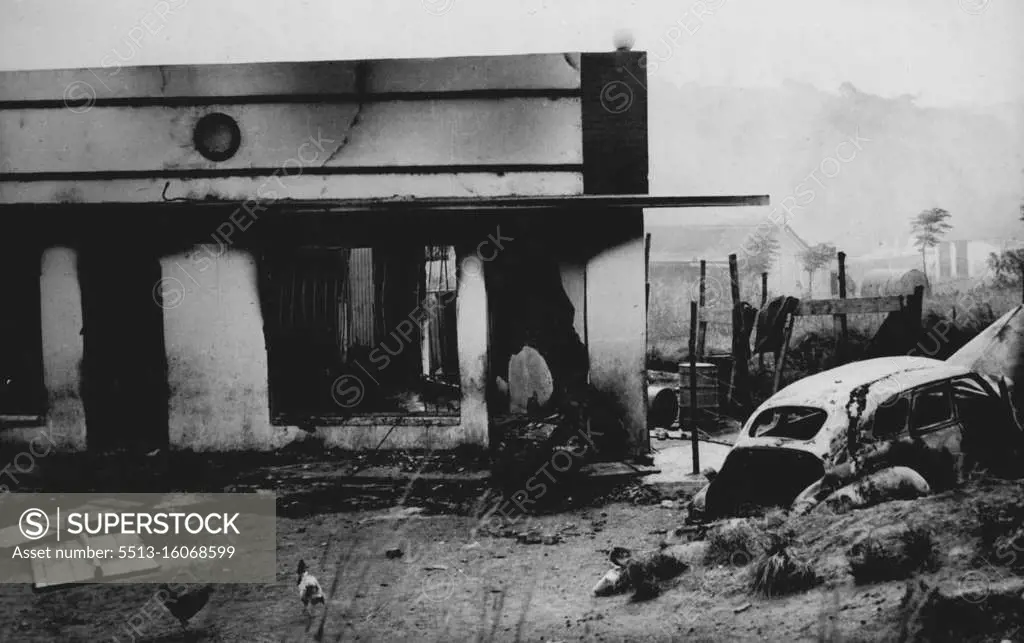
{"left": 193, "top": 112, "right": 241, "bottom": 162}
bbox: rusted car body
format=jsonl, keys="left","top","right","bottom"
{"left": 689, "top": 356, "right": 1021, "bottom": 520}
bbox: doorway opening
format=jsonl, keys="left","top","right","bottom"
{"left": 78, "top": 246, "right": 170, "bottom": 453}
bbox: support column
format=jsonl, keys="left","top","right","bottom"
{"left": 40, "top": 246, "right": 86, "bottom": 450}
{"left": 456, "top": 249, "right": 489, "bottom": 446}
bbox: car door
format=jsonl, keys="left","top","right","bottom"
{"left": 908, "top": 380, "right": 964, "bottom": 484}
{"left": 908, "top": 381, "right": 960, "bottom": 451}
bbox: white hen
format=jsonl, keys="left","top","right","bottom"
{"left": 296, "top": 559, "right": 326, "bottom": 612}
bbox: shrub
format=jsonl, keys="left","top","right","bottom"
{"left": 704, "top": 518, "right": 768, "bottom": 567}
{"left": 848, "top": 526, "right": 939, "bottom": 584}
{"left": 749, "top": 534, "right": 821, "bottom": 598}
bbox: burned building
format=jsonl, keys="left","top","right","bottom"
{"left": 0, "top": 51, "right": 762, "bottom": 459}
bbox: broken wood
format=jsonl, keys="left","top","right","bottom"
{"left": 772, "top": 313, "right": 795, "bottom": 394}
{"left": 688, "top": 300, "right": 700, "bottom": 474}
{"left": 796, "top": 296, "right": 907, "bottom": 316}
{"left": 697, "top": 260, "right": 708, "bottom": 358}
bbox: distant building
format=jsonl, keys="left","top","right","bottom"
{"left": 847, "top": 236, "right": 1024, "bottom": 290}
{"left": 647, "top": 212, "right": 834, "bottom": 300}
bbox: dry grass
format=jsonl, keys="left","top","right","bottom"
{"left": 749, "top": 533, "right": 821, "bottom": 598}
{"left": 974, "top": 497, "right": 1024, "bottom": 570}
{"left": 648, "top": 283, "right": 1019, "bottom": 371}
{"left": 847, "top": 526, "right": 940, "bottom": 585}
{"left": 704, "top": 519, "right": 769, "bottom": 567}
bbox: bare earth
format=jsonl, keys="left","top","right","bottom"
{"left": 2, "top": 474, "right": 1022, "bottom": 642}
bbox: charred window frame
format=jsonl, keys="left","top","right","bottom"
{"left": 259, "top": 245, "right": 460, "bottom": 423}
{"left": 909, "top": 382, "right": 955, "bottom": 435}
{"left": 0, "top": 243, "right": 46, "bottom": 424}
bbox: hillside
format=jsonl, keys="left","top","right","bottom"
{"left": 646, "top": 80, "right": 1024, "bottom": 256}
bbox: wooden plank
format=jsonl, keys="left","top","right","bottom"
{"left": 32, "top": 541, "right": 98, "bottom": 590}
{"left": 727, "top": 254, "right": 749, "bottom": 410}
{"left": 773, "top": 314, "right": 796, "bottom": 394}
{"left": 99, "top": 534, "right": 161, "bottom": 579}
{"left": 1, "top": 98, "right": 583, "bottom": 174}
{"left": 796, "top": 296, "right": 905, "bottom": 316}
{"left": 579, "top": 461, "right": 659, "bottom": 478}
{"left": 688, "top": 301, "right": 700, "bottom": 474}
{"left": 0, "top": 55, "right": 582, "bottom": 103}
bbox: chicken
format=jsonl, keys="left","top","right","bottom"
{"left": 296, "top": 559, "right": 326, "bottom": 611}
{"left": 158, "top": 583, "right": 214, "bottom": 632}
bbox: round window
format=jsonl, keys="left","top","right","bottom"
{"left": 193, "top": 112, "right": 241, "bottom": 162}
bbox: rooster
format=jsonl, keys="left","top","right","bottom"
{"left": 296, "top": 559, "right": 326, "bottom": 612}
{"left": 158, "top": 583, "right": 214, "bottom": 632}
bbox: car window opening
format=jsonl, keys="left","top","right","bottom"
{"left": 910, "top": 387, "right": 953, "bottom": 430}
{"left": 750, "top": 406, "right": 828, "bottom": 441}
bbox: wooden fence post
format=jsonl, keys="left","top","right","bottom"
{"left": 909, "top": 285, "right": 925, "bottom": 338}
{"left": 688, "top": 300, "right": 700, "bottom": 474}
{"left": 773, "top": 313, "right": 795, "bottom": 394}
{"left": 759, "top": 271, "right": 768, "bottom": 372}
{"left": 727, "top": 254, "right": 748, "bottom": 411}
{"left": 834, "top": 251, "right": 849, "bottom": 364}
{"left": 645, "top": 233, "right": 652, "bottom": 316}
{"left": 697, "top": 260, "right": 708, "bottom": 359}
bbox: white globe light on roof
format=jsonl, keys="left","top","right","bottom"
{"left": 613, "top": 29, "right": 635, "bottom": 51}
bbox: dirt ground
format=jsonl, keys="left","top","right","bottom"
{"left": 1, "top": 451, "right": 1022, "bottom": 642}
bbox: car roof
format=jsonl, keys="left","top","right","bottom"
{"left": 766, "top": 356, "right": 972, "bottom": 410}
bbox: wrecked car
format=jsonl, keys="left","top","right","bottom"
{"left": 688, "top": 356, "right": 1024, "bottom": 521}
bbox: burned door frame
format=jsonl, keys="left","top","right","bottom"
{"left": 77, "top": 239, "right": 170, "bottom": 453}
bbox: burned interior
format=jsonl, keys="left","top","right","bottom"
{"left": 260, "top": 244, "right": 461, "bottom": 420}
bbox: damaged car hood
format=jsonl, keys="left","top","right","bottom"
{"left": 733, "top": 356, "right": 958, "bottom": 462}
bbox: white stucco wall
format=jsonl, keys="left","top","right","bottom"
{"left": 162, "top": 248, "right": 290, "bottom": 450}
{"left": 586, "top": 222, "right": 647, "bottom": 456}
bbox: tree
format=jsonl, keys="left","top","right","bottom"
{"left": 799, "top": 243, "right": 836, "bottom": 296}
{"left": 738, "top": 228, "right": 780, "bottom": 295}
{"left": 988, "top": 200, "right": 1024, "bottom": 303}
{"left": 909, "top": 208, "right": 952, "bottom": 286}
{"left": 741, "top": 228, "right": 780, "bottom": 276}
{"left": 987, "top": 248, "right": 1024, "bottom": 288}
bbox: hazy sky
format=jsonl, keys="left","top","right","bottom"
{"left": 2, "top": 0, "right": 1021, "bottom": 109}
{"left": 3, "top": 0, "right": 1021, "bottom": 245}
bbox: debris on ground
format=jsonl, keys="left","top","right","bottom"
{"left": 358, "top": 506, "right": 427, "bottom": 525}
{"left": 749, "top": 538, "right": 821, "bottom": 598}
{"left": 819, "top": 466, "right": 932, "bottom": 514}
{"left": 898, "top": 576, "right": 1024, "bottom": 643}
{"left": 847, "top": 524, "right": 940, "bottom": 584}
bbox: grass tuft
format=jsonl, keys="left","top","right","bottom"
{"left": 749, "top": 533, "right": 821, "bottom": 598}
{"left": 848, "top": 526, "right": 940, "bottom": 584}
